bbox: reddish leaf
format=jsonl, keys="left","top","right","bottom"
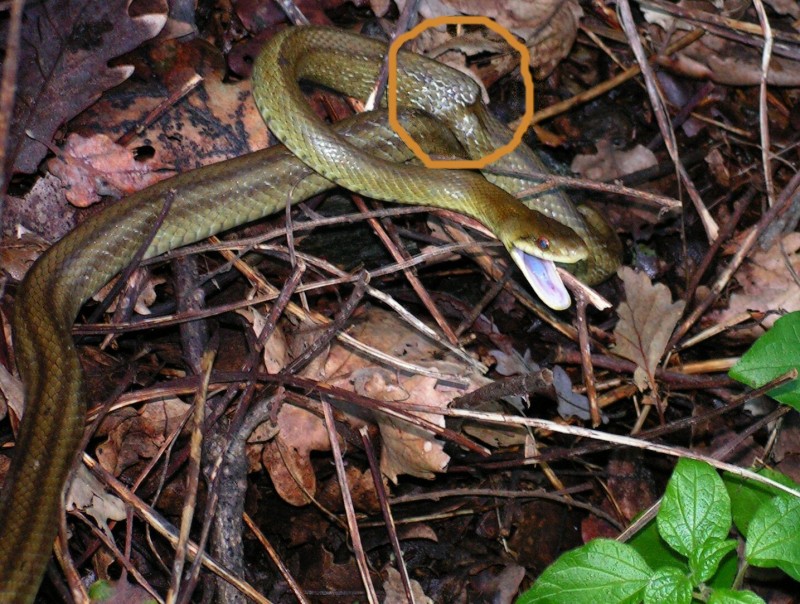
{"left": 47, "top": 133, "right": 172, "bottom": 207}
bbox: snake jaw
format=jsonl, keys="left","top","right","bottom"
{"left": 509, "top": 247, "right": 571, "bottom": 310}
{"left": 503, "top": 214, "right": 589, "bottom": 310}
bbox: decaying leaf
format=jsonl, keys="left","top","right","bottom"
{"left": 613, "top": 267, "right": 686, "bottom": 392}
{"left": 452, "top": 0, "right": 583, "bottom": 78}
{"left": 66, "top": 465, "right": 126, "bottom": 540}
{"left": 552, "top": 365, "right": 595, "bottom": 422}
{"left": 7, "top": 0, "right": 167, "bottom": 174}
{"left": 237, "top": 308, "right": 291, "bottom": 374}
{"left": 0, "top": 234, "right": 49, "bottom": 282}
{"left": 766, "top": 0, "right": 800, "bottom": 17}
{"left": 91, "top": 269, "right": 165, "bottom": 316}
{"left": 332, "top": 310, "right": 490, "bottom": 483}
{"left": 353, "top": 368, "right": 451, "bottom": 482}
{"left": 0, "top": 362, "right": 23, "bottom": 425}
{"left": 489, "top": 348, "right": 593, "bottom": 421}
{"left": 255, "top": 308, "right": 487, "bottom": 506}
{"left": 383, "top": 566, "right": 434, "bottom": 604}
{"left": 74, "top": 38, "right": 271, "bottom": 173}
{"left": 570, "top": 140, "right": 658, "bottom": 182}
{"left": 245, "top": 419, "right": 280, "bottom": 473}
{"left": 470, "top": 563, "right": 526, "bottom": 604}
{"left": 643, "top": 0, "right": 800, "bottom": 86}
{"left": 711, "top": 232, "right": 800, "bottom": 336}
{"left": 233, "top": 0, "right": 362, "bottom": 32}
{"left": 317, "top": 465, "right": 382, "bottom": 514}
{"left": 95, "top": 397, "right": 191, "bottom": 475}
{"left": 47, "top": 133, "right": 173, "bottom": 207}
{"left": 4, "top": 174, "right": 81, "bottom": 242}
{"left": 391, "top": 0, "right": 582, "bottom": 78}
{"left": 705, "top": 147, "right": 731, "bottom": 188}
{"left": 261, "top": 404, "right": 333, "bottom": 506}
{"left": 86, "top": 577, "right": 154, "bottom": 603}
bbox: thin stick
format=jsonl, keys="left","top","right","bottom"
{"left": 83, "top": 456, "right": 274, "bottom": 604}
{"left": 361, "top": 427, "right": 416, "bottom": 603}
{"left": 243, "top": 513, "right": 311, "bottom": 604}
{"left": 526, "top": 29, "right": 704, "bottom": 126}
{"left": 668, "top": 169, "right": 800, "bottom": 349}
{"left": 618, "top": 0, "right": 718, "bottom": 242}
{"left": 321, "top": 401, "right": 379, "bottom": 604}
{"left": 752, "top": 0, "right": 775, "bottom": 205}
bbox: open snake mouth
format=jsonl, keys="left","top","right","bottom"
{"left": 510, "top": 247, "right": 571, "bottom": 310}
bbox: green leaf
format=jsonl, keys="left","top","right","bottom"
{"left": 87, "top": 580, "right": 113, "bottom": 601}
{"left": 628, "top": 518, "right": 737, "bottom": 589}
{"left": 643, "top": 567, "right": 691, "bottom": 604}
{"left": 629, "top": 519, "right": 688, "bottom": 572}
{"left": 723, "top": 468, "right": 798, "bottom": 537}
{"left": 746, "top": 494, "right": 800, "bottom": 580}
{"left": 689, "top": 539, "right": 737, "bottom": 583}
{"left": 516, "top": 539, "right": 651, "bottom": 604}
{"left": 657, "top": 459, "right": 732, "bottom": 557}
{"left": 707, "top": 588, "right": 766, "bottom": 604}
{"left": 728, "top": 311, "right": 800, "bottom": 408}
{"left": 777, "top": 560, "right": 800, "bottom": 580}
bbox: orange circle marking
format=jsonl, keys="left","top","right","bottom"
{"left": 387, "top": 16, "right": 534, "bottom": 169}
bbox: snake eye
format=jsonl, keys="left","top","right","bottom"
{"left": 536, "top": 237, "right": 551, "bottom": 251}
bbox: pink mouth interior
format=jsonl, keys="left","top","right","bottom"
{"left": 511, "top": 248, "right": 571, "bottom": 310}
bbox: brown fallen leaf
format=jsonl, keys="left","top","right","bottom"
{"left": 392, "top": 0, "right": 583, "bottom": 78}
{"left": 0, "top": 233, "right": 50, "bottom": 282}
{"left": 85, "top": 577, "right": 154, "bottom": 604}
{"left": 66, "top": 466, "right": 126, "bottom": 540}
{"left": 245, "top": 419, "right": 281, "bottom": 473}
{"left": 95, "top": 397, "right": 191, "bottom": 476}
{"left": 705, "top": 147, "right": 731, "bottom": 188}
{"left": 233, "top": 0, "right": 360, "bottom": 31}
{"left": 237, "top": 308, "right": 291, "bottom": 374}
{"left": 469, "top": 563, "right": 526, "bottom": 604}
{"left": 766, "top": 0, "right": 800, "bottom": 17}
{"left": 449, "top": 0, "right": 583, "bottom": 78}
{"left": 352, "top": 368, "right": 451, "bottom": 482}
{"left": 4, "top": 174, "right": 80, "bottom": 242}
{"left": 328, "top": 309, "right": 487, "bottom": 482}
{"left": 92, "top": 270, "right": 166, "bottom": 316}
{"left": 570, "top": 139, "right": 658, "bottom": 182}
{"left": 612, "top": 267, "right": 686, "bottom": 394}
{"left": 255, "top": 308, "right": 487, "bottom": 506}
{"left": 8, "top": 0, "right": 167, "bottom": 174}
{"left": 317, "top": 465, "right": 382, "bottom": 514}
{"left": 299, "top": 548, "right": 363, "bottom": 595}
{"left": 383, "top": 566, "right": 434, "bottom": 604}
{"left": 643, "top": 0, "right": 800, "bottom": 86}
{"left": 47, "top": 133, "right": 173, "bottom": 208}
{"left": 74, "top": 38, "right": 270, "bottom": 173}
{"left": 261, "top": 404, "right": 333, "bottom": 506}
{"left": 710, "top": 232, "right": 800, "bottom": 336}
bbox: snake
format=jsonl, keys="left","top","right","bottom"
{"left": 0, "top": 26, "right": 621, "bottom": 601}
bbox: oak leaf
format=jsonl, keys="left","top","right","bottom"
{"left": 47, "top": 133, "right": 172, "bottom": 207}
{"left": 712, "top": 233, "right": 800, "bottom": 337}
{"left": 613, "top": 267, "right": 685, "bottom": 393}
{"left": 7, "top": 0, "right": 167, "bottom": 174}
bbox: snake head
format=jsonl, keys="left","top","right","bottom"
{"left": 504, "top": 215, "right": 588, "bottom": 311}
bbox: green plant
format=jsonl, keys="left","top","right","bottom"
{"left": 728, "top": 311, "right": 800, "bottom": 409}
{"left": 516, "top": 459, "right": 800, "bottom": 604}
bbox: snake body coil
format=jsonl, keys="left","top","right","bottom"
{"left": 0, "top": 26, "right": 620, "bottom": 601}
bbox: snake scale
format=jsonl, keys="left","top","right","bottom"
{"left": 0, "top": 26, "right": 620, "bottom": 600}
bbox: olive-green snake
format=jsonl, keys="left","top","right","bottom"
{"left": 0, "top": 26, "right": 620, "bottom": 600}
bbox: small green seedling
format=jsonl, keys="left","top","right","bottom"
{"left": 728, "top": 311, "right": 800, "bottom": 409}
{"left": 517, "top": 459, "right": 800, "bottom": 604}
